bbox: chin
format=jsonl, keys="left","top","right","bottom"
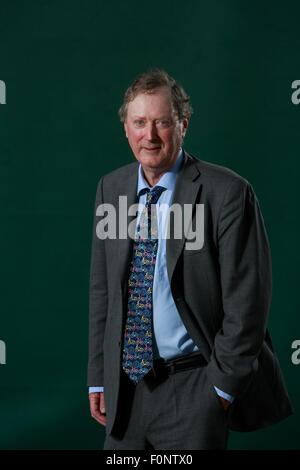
{"left": 138, "top": 152, "right": 160, "bottom": 162}
{"left": 140, "top": 156, "right": 164, "bottom": 168}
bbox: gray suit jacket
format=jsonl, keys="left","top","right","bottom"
{"left": 87, "top": 149, "right": 293, "bottom": 435}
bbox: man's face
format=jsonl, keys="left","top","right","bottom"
{"left": 124, "top": 87, "right": 189, "bottom": 175}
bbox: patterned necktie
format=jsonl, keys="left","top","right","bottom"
{"left": 122, "top": 185, "right": 166, "bottom": 384}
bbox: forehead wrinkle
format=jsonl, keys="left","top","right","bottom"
{"left": 132, "top": 114, "right": 171, "bottom": 120}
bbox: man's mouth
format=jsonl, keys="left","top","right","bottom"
{"left": 143, "top": 146, "right": 161, "bottom": 151}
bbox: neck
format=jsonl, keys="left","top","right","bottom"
{"left": 142, "top": 168, "right": 165, "bottom": 187}
{"left": 141, "top": 152, "right": 181, "bottom": 187}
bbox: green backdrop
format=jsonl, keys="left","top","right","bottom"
{"left": 0, "top": 0, "right": 299, "bottom": 450}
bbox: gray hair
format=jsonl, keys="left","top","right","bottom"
{"left": 118, "top": 69, "right": 193, "bottom": 123}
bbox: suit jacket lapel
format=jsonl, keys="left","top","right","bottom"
{"left": 166, "top": 150, "right": 202, "bottom": 285}
{"left": 118, "top": 164, "right": 139, "bottom": 291}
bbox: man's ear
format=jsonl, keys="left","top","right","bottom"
{"left": 181, "top": 115, "right": 190, "bottom": 138}
{"left": 124, "top": 122, "right": 128, "bottom": 139}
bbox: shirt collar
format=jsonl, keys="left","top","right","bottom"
{"left": 137, "top": 148, "right": 183, "bottom": 197}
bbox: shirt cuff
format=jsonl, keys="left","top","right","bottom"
{"left": 89, "top": 386, "right": 104, "bottom": 393}
{"left": 89, "top": 385, "right": 233, "bottom": 402}
{"left": 214, "top": 386, "right": 235, "bottom": 403}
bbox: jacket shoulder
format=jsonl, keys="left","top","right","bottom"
{"left": 185, "top": 153, "right": 252, "bottom": 200}
{"left": 100, "top": 160, "right": 139, "bottom": 185}
{"left": 187, "top": 153, "right": 250, "bottom": 186}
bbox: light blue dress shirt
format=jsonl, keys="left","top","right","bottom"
{"left": 89, "top": 149, "right": 234, "bottom": 403}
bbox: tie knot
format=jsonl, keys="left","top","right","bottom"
{"left": 139, "top": 186, "right": 166, "bottom": 205}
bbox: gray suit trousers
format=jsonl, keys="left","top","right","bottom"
{"left": 103, "top": 364, "right": 230, "bottom": 450}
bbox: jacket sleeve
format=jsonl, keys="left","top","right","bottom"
{"left": 87, "top": 176, "right": 108, "bottom": 386}
{"left": 206, "top": 178, "right": 272, "bottom": 397}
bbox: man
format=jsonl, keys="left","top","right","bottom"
{"left": 87, "top": 69, "right": 292, "bottom": 450}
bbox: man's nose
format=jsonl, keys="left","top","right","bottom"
{"left": 145, "top": 122, "right": 158, "bottom": 140}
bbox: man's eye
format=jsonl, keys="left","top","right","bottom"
{"left": 158, "top": 120, "right": 168, "bottom": 126}
{"left": 135, "top": 120, "right": 144, "bottom": 126}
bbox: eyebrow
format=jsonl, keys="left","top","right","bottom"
{"left": 132, "top": 115, "right": 171, "bottom": 120}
